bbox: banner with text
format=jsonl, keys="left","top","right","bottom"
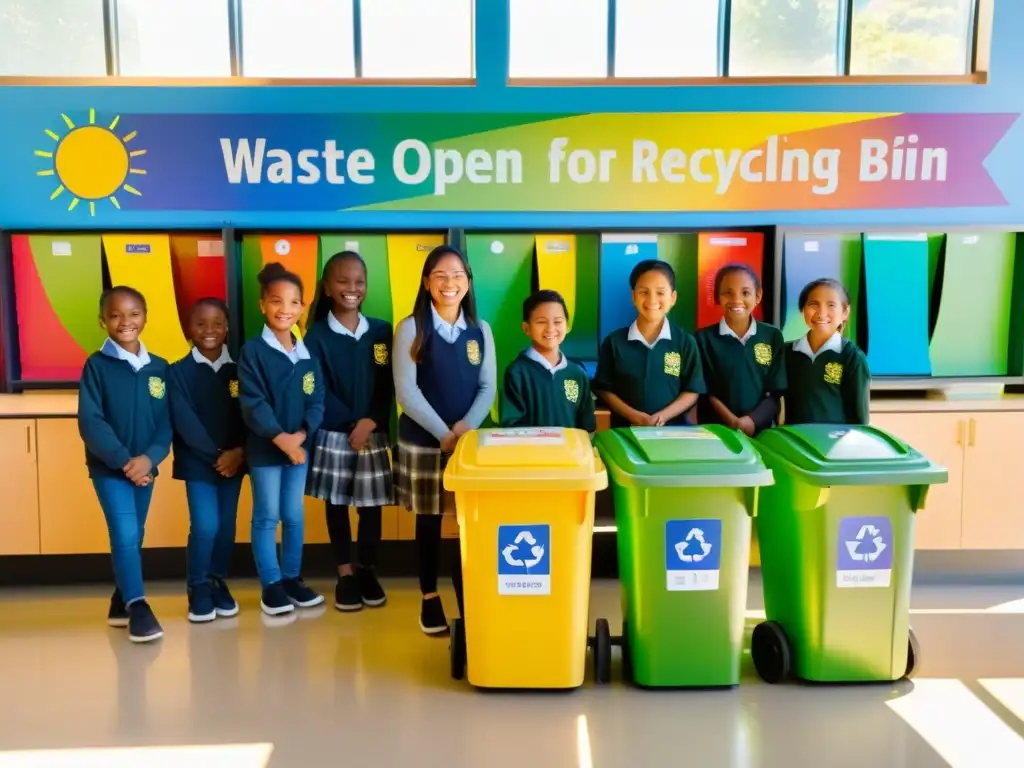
{"left": 27, "top": 110, "right": 1017, "bottom": 216}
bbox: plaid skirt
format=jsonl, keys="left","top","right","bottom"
{"left": 393, "top": 440, "right": 454, "bottom": 517}
{"left": 305, "top": 429, "right": 394, "bottom": 507}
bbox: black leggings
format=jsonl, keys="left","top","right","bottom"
{"left": 325, "top": 503, "right": 382, "bottom": 569}
{"left": 416, "top": 514, "right": 464, "bottom": 616}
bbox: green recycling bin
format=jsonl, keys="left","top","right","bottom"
{"left": 751, "top": 424, "right": 947, "bottom": 684}
{"left": 593, "top": 425, "right": 774, "bottom": 687}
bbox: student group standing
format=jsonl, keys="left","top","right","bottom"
{"left": 77, "top": 245, "right": 868, "bottom": 645}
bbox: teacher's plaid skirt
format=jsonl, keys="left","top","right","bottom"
{"left": 393, "top": 440, "right": 454, "bottom": 517}
{"left": 305, "top": 429, "right": 394, "bottom": 507}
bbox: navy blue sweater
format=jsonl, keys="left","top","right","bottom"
{"left": 303, "top": 317, "right": 393, "bottom": 435}
{"left": 168, "top": 352, "right": 246, "bottom": 483}
{"left": 77, "top": 351, "right": 173, "bottom": 480}
{"left": 238, "top": 336, "right": 325, "bottom": 467}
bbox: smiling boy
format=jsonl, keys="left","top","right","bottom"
{"left": 500, "top": 290, "right": 596, "bottom": 432}
{"left": 593, "top": 260, "right": 705, "bottom": 428}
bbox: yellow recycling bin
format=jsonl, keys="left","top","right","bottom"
{"left": 444, "top": 427, "right": 608, "bottom": 689}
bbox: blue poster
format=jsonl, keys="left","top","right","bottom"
{"left": 665, "top": 519, "right": 722, "bottom": 592}
{"left": 836, "top": 516, "right": 894, "bottom": 589}
{"left": 497, "top": 524, "right": 551, "bottom": 596}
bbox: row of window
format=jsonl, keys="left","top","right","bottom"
{"left": 0, "top": 0, "right": 979, "bottom": 80}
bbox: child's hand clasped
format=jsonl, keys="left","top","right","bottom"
{"left": 215, "top": 447, "right": 245, "bottom": 477}
{"left": 123, "top": 455, "right": 153, "bottom": 485}
{"left": 348, "top": 418, "right": 376, "bottom": 452}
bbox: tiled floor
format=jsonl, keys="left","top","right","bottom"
{"left": 2, "top": 577, "right": 1024, "bottom": 767}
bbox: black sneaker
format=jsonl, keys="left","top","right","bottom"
{"left": 420, "top": 595, "right": 449, "bottom": 636}
{"left": 283, "top": 577, "right": 324, "bottom": 608}
{"left": 107, "top": 588, "right": 129, "bottom": 628}
{"left": 260, "top": 582, "right": 295, "bottom": 616}
{"left": 211, "top": 577, "right": 239, "bottom": 617}
{"left": 187, "top": 582, "right": 216, "bottom": 623}
{"left": 334, "top": 575, "right": 362, "bottom": 612}
{"left": 358, "top": 568, "right": 387, "bottom": 608}
{"left": 127, "top": 600, "right": 163, "bottom": 643}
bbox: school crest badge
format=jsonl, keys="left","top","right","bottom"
{"left": 824, "top": 362, "right": 843, "bottom": 385}
{"left": 229, "top": 379, "right": 240, "bottom": 398}
{"left": 753, "top": 343, "right": 772, "bottom": 366}
{"left": 466, "top": 339, "right": 481, "bottom": 366}
{"left": 148, "top": 376, "right": 165, "bottom": 399}
{"left": 302, "top": 371, "right": 315, "bottom": 395}
{"left": 373, "top": 343, "right": 389, "bottom": 365}
{"left": 664, "top": 351, "right": 681, "bottom": 377}
{"left": 564, "top": 378, "right": 580, "bottom": 404}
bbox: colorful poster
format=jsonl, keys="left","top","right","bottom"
{"left": 21, "top": 110, "right": 1016, "bottom": 218}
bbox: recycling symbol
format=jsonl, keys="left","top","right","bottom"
{"left": 674, "top": 528, "right": 713, "bottom": 563}
{"left": 846, "top": 525, "right": 888, "bottom": 562}
{"left": 502, "top": 530, "right": 545, "bottom": 569}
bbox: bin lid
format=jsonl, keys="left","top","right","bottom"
{"left": 755, "top": 425, "right": 947, "bottom": 486}
{"left": 443, "top": 427, "right": 608, "bottom": 492}
{"left": 593, "top": 425, "right": 773, "bottom": 488}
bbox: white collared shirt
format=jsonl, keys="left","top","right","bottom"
{"left": 431, "top": 304, "right": 467, "bottom": 344}
{"left": 719, "top": 317, "right": 757, "bottom": 345}
{"left": 101, "top": 337, "right": 151, "bottom": 372}
{"left": 627, "top": 319, "right": 672, "bottom": 350}
{"left": 327, "top": 311, "right": 369, "bottom": 341}
{"left": 525, "top": 346, "right": 568, "bottom": 375}
{"left": 191, "top": 344, "right": 233, "bottom": 373}
{"left": 793, "top": 331, "right": 843, "bottom": 362}
{"left": 261, "top": 325, "right": 311, "bottom": 364}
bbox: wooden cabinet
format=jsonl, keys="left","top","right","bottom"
{"left": 872, "top": 409, "right": 1024, "bottom": 550}
{"left": 37, "top": 418, "right": 189, "bottom": 553}
{"left": 0, "top": 419, "right": 40, "bottom": 554}
{"left": 37, "top": 418, "right": 108, "bottom": 554}
{"left": 8, "top": 407, "right": 1023, "bottom": 557}
{"left": 961, "top": 412, "right": 1024, "bottom": 549}
{"left": 870, "top": 411, "right": 966, "bottom": 550}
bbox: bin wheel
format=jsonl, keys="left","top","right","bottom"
{"left": 594, "top": 618, "right": 612, "bottom": 684}
{"left": 621, "top": 620, "right": 633, "bottom": 684}
{"left": 905, "top": 627, "right": 920, "bottom": 679}
{"left": 751, "top": 621, "right": 791, "bottom": 684}
{"left": 450, "top": 618, "right": 466, "bottom": 681}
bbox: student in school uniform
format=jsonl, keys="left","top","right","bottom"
{"left": 78, "top": 286, "right": 172, "bottom": 643}
{"left": 392, "top": 245, "right": 496, "bottom": 636}
{"left": 783, "top": 277, "right": 871, "bottom": 425}
{"left": 696, "top": 264, "right": 787, "bottom": 436}
{"left": 168, "top": 298, "right": 246, "bottom": 623}
{"left": 304, "top": 250, "right": 393, "bottom": 613}
{"left": 238, "top": 262, "right": 326, "bottom": 617}
{"left": 501, "top": 289, "right": 596, "bottom": 432}
{"left": 593, "top": 259, "right": 706, "bottom": 428}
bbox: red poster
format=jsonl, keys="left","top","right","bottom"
{"left": 696, "top": 232, "right": 765, "bottom": 329}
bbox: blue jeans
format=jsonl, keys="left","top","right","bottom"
{"left": 250, "top": 463, "right": 308, "bottom": 587}
{"left": 92, "top": 477, "right": 155, "bottom": 605}
{"left": 185, "top": 475, "right": 244, "bottom": 587}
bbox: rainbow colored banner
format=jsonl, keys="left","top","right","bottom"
{"left": 28, "top": 110, "right": 1015, "bottom": 215}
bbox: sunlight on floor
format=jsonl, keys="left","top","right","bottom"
{"left": 886, "top": 680, "right": 1024, "bottom": 768}
{"left": 0, "top": 743, "right": 274, "bottom": 767}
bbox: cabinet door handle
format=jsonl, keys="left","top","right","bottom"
{"left": 968, "top": 418, "right": 976, "bottom": 447}
{"left": 956, "top": 419, "right": 964, "bottom": 447}
{"left": 25, "top": 425, "right": 32, "bottom": 454}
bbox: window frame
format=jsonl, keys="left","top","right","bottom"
{"left": 0, "top": 0, "right": 476, "bottom": 85}
{"left": 0, "top": 0, "right": 989, "bottom": 85}
{"left": 508, "top": 0, "right": 989, "bottom": 86}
